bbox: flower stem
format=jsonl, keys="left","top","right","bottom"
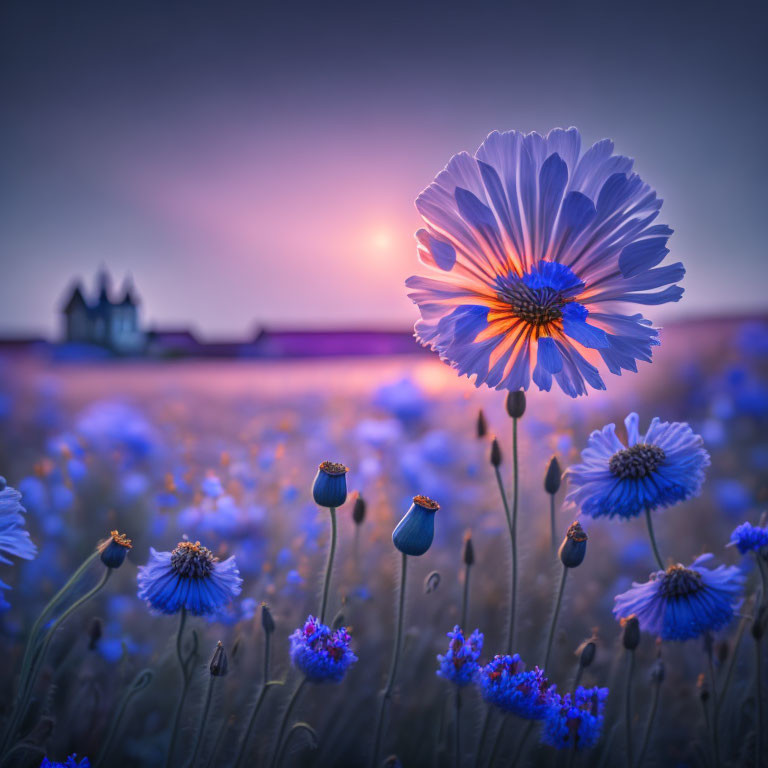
{"left": 186, "top": 674, "right": 216, "bottom": 768}
{"left": 370, "top": 552, "right": 408, "bottom": 768}
{"left": 454, "top": 689, "right": 461, "bottom": 768}
{"left": 644, "top": 508, "right": 664, "bottom": 570}
{"left": 270, "top": 677, "right": 307, "bottom": 768}
{"left": 94, "top": 669, "right": 154, "bottom": 768}
{"left": 472, "top": 708, "right": 491, "bottom": 768}
{"left": 755, "top": 636, "right": 762, "bottom": 768}
{"left": 461, "top": 559, "right": 471, "bottom": 633}
{"left": 549, "top": 494, "right": 556, "bottom": 557}
{"left": 707, "top": 644, "right": 721, "bottom": 768}
{"left": 165, "top": 608, "right": 192, "bottom": 768}
{"left": 510, "top": 417, "right": 519, "bottom": 651}
{"left": 543, "top": 565, "right": 568, "bottom": 670}
{"left": 319, "top": 506, "right": 337, "bottom": 624}
{"left": 635, "top": 674, "right": 661, "bottom": 768}
{"left": 492, "top": 465, "right": 515, "bottom": 654}
{"left": 624, "top": 650, "right": 635, "bottom": 768}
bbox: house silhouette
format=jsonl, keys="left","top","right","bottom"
{"left": 62, "top": 270, "right": 145, "bottom": 353}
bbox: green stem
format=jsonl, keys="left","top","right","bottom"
{"left": 635, "top": 677, "right": 661, "bottom": 768}
{"left": 94, "top": 669, "right": 154, "bottom": 768}
{"left": 543, "top": 565, "right": 568, "bottom": 670}
{"left": 370, "top": 552, "right": 408, "bottom": 768}
{"left": 187, "top": 674, "right": 216, "bottom": 768}
{"left": 319, "top": 506, "right": 337, "bottom": 624}
{"left": 269, "top": 678, "right": 307, "bottom": 768}
{"left": 718, "top": 609, "right": 749, "bottom": 711}
{"left": 625, "top": 650, "right": 635, "bottom": 768}
{"left": 10, "top": 567, "right": 111, "bottom": 747}
{"left": 492, "top": 466, "right": 515, "bottom": 654}
{"left": 275, "top": 721, "right": 317, "bottom": 765}
{"left": 755, "top": 637, "right": 762, "bottom": 768}
{"left": 510, "top": 417, "right": 519, "bottom": 651}
{"left": 461, "top": 561, "right": 471, "bottom": 632}
{"left": 549, "top": 494, "right": 556, "bottom": 557}
{"left": 234, "top": 630, "right": 273, "bottom": 768}
{"left": 165, "top": 608, "right": 191, "bottom": 768}
{"left": 644, "top": 508, "right": 664, "bottom": 571}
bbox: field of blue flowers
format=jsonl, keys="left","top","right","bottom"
{"left": 0, "top": 318, "right": 766, "bottom": 768}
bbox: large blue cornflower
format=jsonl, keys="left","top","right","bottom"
{"left": 0, "top": 478, "right": 37, "bottom": 611}
{"left": 436, "top": 626, "right": 483, "bottom": 686}
{"left": 40, "top": 755, "right": 90, "bottom": 768}
{"left": 289, "top": 615, "right": 357, "bottom": 683}
{"left": 137, "top": 540, "right": 242, "bottom": 616}
{"left": 476, "top": 654, "right": 555, "bottom": 719}
{"left": 729, "top": 522, "right": 768, "bottom": 554}
{"left": 542, "top": 686, "right": 608, "bottom": 751}
{"left": 406, "top": 127, "right": 684, "bottom": 397}
{"left": 613, "top": 554, "right": 743, "bottom": 641}
{"left": 566, "top": 413, "right": 709, "bottom": 519}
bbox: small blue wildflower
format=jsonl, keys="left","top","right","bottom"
{"left": 566, "top": 413, "right": 709, "bottom": 519}
{"left": 40, "top": 755, "right": 90, "bottom": 768}
{"left": 477, "top": 654, "right": 555, "bottom": 719}
{"left": 137, "top": 541, "right": 242, "bottom": 616}
{"left": 542, "top": 686, "right": 608, "bottom": 750}
{"left": 0, "top": 478, "right": 37, "bottom": 611}
{"left": 392, "top": 495, "right": 439, "bottom": 556}
{"left": 613, "top": 554, "right": 744, "bottom": 641}
{"left": 312, "top": 461, "right": 348, "bottom": 508}
{"left": 436, "top": 626, "right": 483, "bottom": 687}
{"left": 729, "top": 522, "right": 768, "bottom": 554}
{"left": 289, "top": 615, "right": 357, "bottom": 683}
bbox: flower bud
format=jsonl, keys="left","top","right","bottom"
{"left": 697, "top": 673, "right": 709, "bottom": 702}
{"left": 463, "top": 532, "right": 475, "bottom": 567}
{"left": 352, "top": 495, "right": 366, "bottom": 525}
{"left": 621, "top": 615, "right": 641, "bottom": 651}
{"left": 505, "top": 391, "right": 526, "bottom": 419}
{"left": 88, "top": 617, "right": 103, "bottom": 651}
{"left": 98, "top": 530, "right": 132, "bottom": 569}
{"left": 392, "top": 495, "right": 439, "bottom": 556}
{"left": 261, "top": 602, "right": 275, "bottom": 635}
{"left": 312, "top": 461, "right": 348, "bottom": 508}
{"left": 558, "top": 521, "right": 587, "bottom": 568}
{"left": 424, "top": 571, "right": 441, "bottom": 593}
{"left": 544, "top": 456, "right": 562, "bottom": 495}
{"left": 490, "top": 437, "right": 502, "bottom": 468}
{"left": 575, "top": 638, "right": 596, "bottom": 669}
{"left": 209, "top": 641, "right": 228, "bottom": 676}
{"left": 476, "top": 410, "right": 488, "bottom": 439}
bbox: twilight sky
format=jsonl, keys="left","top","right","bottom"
{"left": 1, "top": 0, "right": 767, "bottom": 338}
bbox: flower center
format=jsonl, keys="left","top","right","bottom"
{"left": 660, "top": 565, "right": 704, "bottom": 597}
{"left": 171, "top": 541, "right": 217, "bottom": 578}
{"left": 609, "top": 444, "right": 666, "bottom": 479}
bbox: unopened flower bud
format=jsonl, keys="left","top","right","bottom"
{"left": 558, "top": 521, "right": 587, "bottom": 568}
{"left": 490, "top": 437, "right": 502, "bottom": 468}
{"left": 576, "top": 639, "right": 596, "bottom": 669}
{"left": 476, "top": 410, "right": 488, "bottom": 438}
{"left": 621, "top": 615, "right": 641, "bottom": 651}
{"left": 261, "top": 602, "right": 275, "bottom": 635}
{"left": 392, "top": 495, "right": 439, "bottom": 556}
{"left": 312, "top": 461, "right": 349, "bottom": 508}
{"left": 463, "top": 532, "right": 475, "bottom": 567}
{"left": 99, "top": 530, "right": 132, "bottom": 569}
{"left": 209, "top": 641, "right": 228, "bottom": 676}
{"left": 544, "top": 456, "right": 562, "bottom": 495}
{"left": 424, "top": 571, "right": 441, "bottom": 594}
{"left": 505, "top": 391, "right": 526, "bottom": 419}
{"left": 352, "top": 495, "right": 366, "bottom": 525}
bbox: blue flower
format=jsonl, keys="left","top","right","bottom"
{"left": 566, "top": 413, "right": 709, "bottom": 519}
{"left": 98, "top": 530, "right": 132, "bottom": 569}
{"left": 0, "top": 478, "right": 37, "bottom": 611}
{"left": 312, "top": 461, "right": 348, "bottom": 508}
{"left": 392, "top": 495, "right": 439, "bottom": 556}
{"left": 613, "top": 554, "right": 744, "bottom": 641}
{"left": 40, "top": 755, "right": 90, "bottom": 768}
{"left": 201, "top": 475, "right": 224, "bottom": 498}
{"left": 436, "top": 626, "right": 483, "bottom": 687}
{"left": 729, "top": 522, "right": 768, "bottom": 554}
{"left": 542, "top": 686, "right": 608, "bottom": 750}
{"left": 289, "top": 615, "right": 357, "bottom": 683}
{"left": 137, "top": 541, "right": 242, "bottom": 616}
{"left": 476, "top": 654, "right": 555, "bottom": 719}
{"left": 406, "top": 127, "right": 684, "bottom": 397}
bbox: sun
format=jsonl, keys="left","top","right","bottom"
{"left": 371, "top": 230, "right": 393, "bottom": 251}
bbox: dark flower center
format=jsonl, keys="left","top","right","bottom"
{"left": 171, "top": 541, "right": 217, "bottom": 578}
{"left": 319, "top": 460, "right": 348, "bottom": 476}
{"left": 660, "top": 565, "right": 704, "bottom": 597}
{"left": 500, "top": 281, "right": 567, "bottom": 326}
{"left": 609, "top": 443, "right": 666, "bottom": 479}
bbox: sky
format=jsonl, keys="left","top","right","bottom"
{"left": 1, "top": 0, "right": 767, "bottom": 339}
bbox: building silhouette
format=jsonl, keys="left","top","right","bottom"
{"left": 62, "top": 270, "right": 145, "bottom": 353}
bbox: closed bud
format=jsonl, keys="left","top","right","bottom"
{"left": 88, "top": 617, "right": 103, "bottom": 651}
{"left": 392, "top": 495, "right": 439, "bottom": 556}
{"left": 621, "top": 615, "right": 641, "bottom": 651}
{"left": 544, "top": 456, "right": 562, "bottom": 495}
{"left": 476, "top": 410, "right": 488, "bottom": 438}
{"left": 312, "top": 461, "right": 349, "bottom": 508}
{"left": 424, "top": 570, "right": 441, "bottom": 594}
{"left": 505, "top": 390, "right": 526, "bottom": 419}
{"left": 490, "top": 437, "right": 502, "bottom": 468}
{"left": 463, "top": 532, "right": 475, "bottom": 567}
{"left": 576, "top": 638, "right": 596, "bottom": 669}
{"left": 352, "top": 495, "right": 366, "bottom": 525}
{"left": 261, "top": 602, "right": 275, "bottom": 635}
{"left": 98, "top": 530, "right": 132, "bottom": 569}
{"left": 558, "top": 521, "right": 587, "bottom": 568}
{"left": 209, "top": 641, "right": 228, "bottom": 676}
